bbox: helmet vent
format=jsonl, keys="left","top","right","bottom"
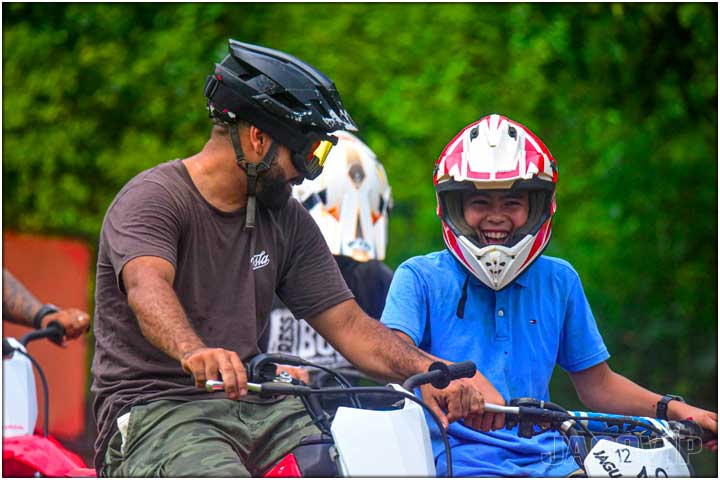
{"left": 310, "top": 99, "right": 329, "bottom": 117}
{"left": 508, "top": 126, "right": 517, "bottom": 139}
{"left": 349, "top": 163, "right": 365, "bottom": 187}
{"left": 469, "top": 126, "right": 479, "bottom": 140}
{"left": 355, "top": 215, "right": 364, "bottom": 240}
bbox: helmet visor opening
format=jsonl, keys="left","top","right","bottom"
{"left": 440, "top": 186, "right": 552, "bottom": 249}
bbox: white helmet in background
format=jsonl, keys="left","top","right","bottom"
{"left": 293, "top": 131, "right": 393, "bottom": 262}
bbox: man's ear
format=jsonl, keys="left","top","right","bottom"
{"left": 248, "top": 125, "right": 269, "bottom": 155}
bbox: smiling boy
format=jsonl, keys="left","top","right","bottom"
{"left": 380, "top": 114, "right": 717, "bottom": 476}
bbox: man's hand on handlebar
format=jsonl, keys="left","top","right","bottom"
{"left": 41, "top": 308, "right": 90, "bottom": 342}
{"left": 181, "top": 347, "right": 247, "bottom": 400}
{"left": 421, "top": 371, "right": 506, "bottom": 431}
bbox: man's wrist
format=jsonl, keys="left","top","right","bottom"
{"left": 178, "top": 342, "right": 207, "bottom": 360}
{"left": 32, "top": 304, "right": 59, "bottom": 329}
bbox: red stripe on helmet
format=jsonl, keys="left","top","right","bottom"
{"left": 495, "top": 164, "right": 521, "bottom": 179}
{"left": 464, "top": 170, "right": 492, "bottom": 180}
{"left": 519, "top": 219, "right": 552, "bottom": 270}
{"left": 526, "top": 143, "right": 544, "bottom": 173}
{"left": 518, "top": 121, "right": 553, "bottom": 159}
{"left": 435, "top": 121, "right": 480, "bottom": 180}
{"left": 442, "top": 222, "right": 473, "bottom": 270}
{"left": 438, "top": 152, "right": 464, "bottom": 183}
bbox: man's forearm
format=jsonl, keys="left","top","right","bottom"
{"left": 127, "top": 275, "right": 205, "bottom": 361}
{"left": 2, "top": 269, "right": 43, "bottom": 326}
{"left": 336, "top": 312, "right": 435, "bottom": 382}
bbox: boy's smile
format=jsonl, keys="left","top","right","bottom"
{"left": 462, "top": 190, "right": 530, "bottom": 245}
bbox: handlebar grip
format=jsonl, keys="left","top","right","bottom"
{"left": 702, "top": 430, "right": 717, "bottom": 444}
{"left": 677, "top": 419, "right": 717, "bottom": 444}
{"left": 46, "top": 321, "right": 65, "bottom": 346}
{"left": 402, "top": 360, "right": 478, "bottom": 390}
{"left": 446, "top": 361, "right": 477, "bottom": 380}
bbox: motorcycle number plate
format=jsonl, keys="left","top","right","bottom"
{"left": 583, "top": 438, "right": 690, "bottom": 477}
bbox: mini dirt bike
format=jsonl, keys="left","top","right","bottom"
{"left": 3, "top": 323, "right": 94, "bottom": 477}
{"left": 207, "top": 352, "right": 478, "bottom": 477}
{"left": 483, "top": 398, "right": 715, "bottom": 477}
{"left": 210, "top": 353, "right": 715, "bottom": 478}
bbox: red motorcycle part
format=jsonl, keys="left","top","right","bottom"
{"left": 2, "top": 434, "right": 87, "bottom": 477}
{"left": 264, "top": 453, "right": 302, "bottom": 477}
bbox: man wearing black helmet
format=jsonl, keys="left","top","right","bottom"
{"left": 90, "top": 41, "right": 484, "bottom": 477}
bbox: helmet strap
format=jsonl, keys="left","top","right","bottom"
{"left": 227, "top": 121, "right": 279, "bottom": 229}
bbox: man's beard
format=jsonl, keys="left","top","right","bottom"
{"left": 255, "top": 161, "right": 293, "bottom": 211}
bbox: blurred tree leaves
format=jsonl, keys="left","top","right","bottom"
{"left": 3, "top": 3, "right": 717, "bottom": 470}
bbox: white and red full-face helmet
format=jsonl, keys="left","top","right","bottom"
{"left": 293, "top": 131, "right": 393, "bottom": 262}
{"left": 434, "top": 114, "right": 558, "bottom": 290}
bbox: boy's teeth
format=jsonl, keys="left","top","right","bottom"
{"left": 485, "top": 232, "right": 508, "bottom": 239}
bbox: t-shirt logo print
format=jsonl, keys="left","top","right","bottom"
{"left": 251, "top": 250, "right": 270, "bottom": 270}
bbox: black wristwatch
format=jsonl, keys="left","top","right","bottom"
{"left": 32, "top": 303, "right": 59, "bottom": 329}
{"left": 656, "top": 394, "right": 685, "bottom": 420}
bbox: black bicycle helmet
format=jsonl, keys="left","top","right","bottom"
{"left": 205, "top": 40, "right": 357, "bottom": 174}
{"left": 204, "top": 40, "right": 357, "bottom": 228}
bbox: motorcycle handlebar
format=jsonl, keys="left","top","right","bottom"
{"left": 205, "top": 360, "right": 478, "bottom": 395}
{"left": 484, "top": 400, "right": 717, "bottom": 444}
{"left": 19, "top": 321, "right": 65, "bottom": 347}
{"left": 401, "top": 360, "right": 477, "bottom": 391}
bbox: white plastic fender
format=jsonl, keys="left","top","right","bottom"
{"left": 583, "top": 438, "right": 690, "bottom": 477}
{"left": 3, "top": 339, "right": 38, "bottom": 437}
{"left": 330, "top": 383, "right": 436, "bottom": 476}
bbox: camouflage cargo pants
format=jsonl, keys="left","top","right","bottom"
{"left": 102, "top": 397, "right": 319, "bottom": 477}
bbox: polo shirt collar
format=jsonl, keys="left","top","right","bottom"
{"left": 513, "top": 268, "right": 530, "bottom": 288}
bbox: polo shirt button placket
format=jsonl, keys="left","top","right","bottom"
{"left": 495, "top": 294, "right": 509, "bottom": 340}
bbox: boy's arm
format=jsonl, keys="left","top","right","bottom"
{"left": 570, "top": 361, "right": 718, "bottom": 450}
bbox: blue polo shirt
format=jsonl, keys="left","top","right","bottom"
{"left": 381, "top": 249, "right": 610, "bottom": 477}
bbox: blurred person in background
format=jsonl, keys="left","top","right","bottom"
{"left": 259, "top": 131, "right": 394, "bottom": 386}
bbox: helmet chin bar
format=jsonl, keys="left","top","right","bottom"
{"left": 456, "top": 234, "right": 535, "bottom": 290}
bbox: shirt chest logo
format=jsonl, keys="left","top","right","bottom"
{"left": 251, "top": 250, "right": 270, "bottom": 270}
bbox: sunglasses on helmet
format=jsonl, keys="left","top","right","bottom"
{"left": 292, "top": 136, "right": 337, "bottom": 180}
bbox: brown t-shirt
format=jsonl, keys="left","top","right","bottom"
{"left": 91, "top": 159, "right": 352, "bottom": 469}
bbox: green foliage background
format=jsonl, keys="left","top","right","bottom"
{"left": 3, "top": 3, "right": 717, "bottom": 473}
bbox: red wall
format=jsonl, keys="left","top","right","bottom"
{"left": 3, "top": 231, "right": 91, "bottom": 439}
